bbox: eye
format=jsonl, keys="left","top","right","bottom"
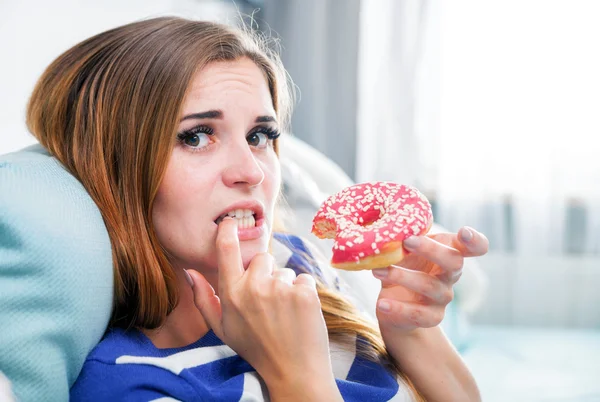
{"left": 247, "top": 126, "right": 281, "bottom": 149}
{"left": 246, "top": 132, "right": 269, "bottom": 148}
{"left": 176, "top": 125, "right": 214, "bottom": 151}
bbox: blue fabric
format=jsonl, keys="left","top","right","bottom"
{"left": 72, "top": 235, "right": 404, "bottom": 400}
{"left": 71, "top": 234, "right": 404, "bottom": 400}
{"left": 272, "top": 232, "right": 329, "bottom": 284}
{"left": 72, "top": 293, "right": 404, "bottom": 401}
{"left": 0, "top": 144, "right": 114, "bottom": 402}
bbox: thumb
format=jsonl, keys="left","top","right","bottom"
{"left": 186, "top": 269, "right": 224, "bottom": 339}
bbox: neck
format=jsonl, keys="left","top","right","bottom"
{"left": 142, "top": 267, "right": 210, "bottom": 349}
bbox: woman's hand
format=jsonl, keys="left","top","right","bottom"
{"left": 187, "top": 218, "right": 341, "bottom": 401}
{"left": 372, "top": 226, "right": 489, "bottom": 335}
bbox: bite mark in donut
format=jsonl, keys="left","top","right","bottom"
{"left": 311, "top": 182, "right": 433, "bottom": 271}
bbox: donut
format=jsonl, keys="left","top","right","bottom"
{"left": 311, "top": 182, "right": 433, "bottom": 271}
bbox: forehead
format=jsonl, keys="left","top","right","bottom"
{"left": 183, "top": 58, "right": 275, "bottom": 115}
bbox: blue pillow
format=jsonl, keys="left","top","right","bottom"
{"left": 0, "top": 144, "right": 113, "bottom": 402}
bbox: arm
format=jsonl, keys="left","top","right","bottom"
{"left": 268, "top": 378, "right": 343, "bottom": 402}
{"left": 372, "top": 227, "right": 488, "bottom": 401}
{"left": 383, "top": 326, "right": 480, "bottom": 402}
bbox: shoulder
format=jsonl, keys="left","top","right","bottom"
{"left": 331, "top": 334, "right": 416, "bottom": 401}
{"left": 70, "top": 328, "right": 195, "bottom": 401}
{"left": 272, "top": 232, "right": 342, "bottom": 289}
{"left": 272, "top": 232, "right": 372, "bottom": 312}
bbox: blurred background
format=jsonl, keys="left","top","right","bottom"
{"left": 1, "top": 1, "right": 599, "bottom": 401}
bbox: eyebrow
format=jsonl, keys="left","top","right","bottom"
{"left": 180, "top": 110, "right": 277, "bottom": 124}
{"left": 255, "top": 116, "right": 277, "bottom": 123}
{"left": 180, "top": 110, "right": 222, "bottom": 121}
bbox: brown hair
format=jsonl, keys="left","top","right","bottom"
{"left": 26, "top": 16, "right": 421, "bottom": 399}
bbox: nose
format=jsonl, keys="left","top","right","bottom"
{"left": 222, "top": 143, "right": 265, "bottom": 189}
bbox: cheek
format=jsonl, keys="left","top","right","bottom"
{"left": 152, "top": 152, "right": 217, "bottom": 259}
{"left": 262, "top": 152, "right": 282, "bottom": 201}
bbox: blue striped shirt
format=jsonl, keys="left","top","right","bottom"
{"left": 70, "top": 234, "right": 413, "bottom": 401}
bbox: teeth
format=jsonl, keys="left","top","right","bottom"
{"left": 217, "top": 209, "right": 256, "bottom": 227}
{"left": 236, "top": 215, "right": 255, "bottom": 229}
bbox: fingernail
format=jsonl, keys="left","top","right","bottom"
{"left": 184, "top": 269, "right": 194, "bottom": 287}
{"left": 460, "top": 227, "right": 473, "bottom": 243}
{"left": 378, "top": 300, "right": 391, "bottom": 312}
{"left": 373, "top": 268, "right": 388, "bottom": 278}
{"left": 403, "top": 236, "right": 421, "bottom": 249}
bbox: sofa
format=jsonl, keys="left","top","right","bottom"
{"left": 2, "top": 135, "right": 598, "bottom": 401}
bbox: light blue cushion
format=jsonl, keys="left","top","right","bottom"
{"left": 0, "top": 144, "right": 113, "bottom": 402}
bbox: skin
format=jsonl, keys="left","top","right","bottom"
{"left": 372, "top": 227, "right": 489, "bottom": 401}
{"left": 148, "top": 57, "right": 282, "bottom": 347}
{"left": 148, "top": 57, "right": 488, "bottom": 401}
{"left": 152, "top": 57, "right": 281, "bottom": 282}
{"left": 148, "top": 58, "right": 342, "bottom": 401}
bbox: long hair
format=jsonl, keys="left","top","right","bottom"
{"left": 26, "top": 17, "right": 422, "bottom": 400}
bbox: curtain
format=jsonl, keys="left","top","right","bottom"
{"left": 356, "top": 0, "right": 600, "bottom": 326}
{"left": 356, "top": 0, "right": 438, "bottom": 190}
{"left": 437, "top": 1, "right": 600, "bottom": 257}
{"left": 357, "top": 0, "right": 600, "bottom": 257}
{"left": 262, "top": 0, "right": 361, "bottom": 178}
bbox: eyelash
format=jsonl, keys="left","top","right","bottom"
{"left": 249, "top": 126, "right": 281, "bottom": 141}
{"left": 176, "top": 124, "right": 281, "bottom": 152}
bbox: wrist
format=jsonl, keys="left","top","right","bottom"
{"left": 380, "top": 324, "right": 421, "bottom": 343}
{"left": 266, "top": 375, "right": 342, "bottom": 402}
{"left": 380, "top": 324, "right": 440, "bottom": 342}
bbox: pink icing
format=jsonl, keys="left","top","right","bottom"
{"left": 312, "top": 182, "right": 433, "bottom": 265}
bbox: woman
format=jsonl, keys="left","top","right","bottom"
{"left": 27, "top": 17, "right": 487, "bottom": 401}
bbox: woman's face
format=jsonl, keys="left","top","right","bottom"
{"left": 153, "top": 57, "right": 281, "bottom": 272}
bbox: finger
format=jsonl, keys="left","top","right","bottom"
{"left": 428, "top": 227, "right": 489, "bottom": 257}
{"left": 456, "top": 226, "right": 489, "bottom": 257}
{"left": 187, "top": 269, "right": 224, "bottom": 339}
{"left": 373, "top": 265, "right": 453, "bottom": 305}
{"left": 272, "top": 267, "right": 297, "bottom": 285}
{"left": 377, "top": 299, "right": 445, "bottom": 328}
{"left": 293, "top": 273, "right": 317, "bottom": 290}
{"left": 403, "top": 235, "right": 464, "bottom": 279}
{"left": 246, "top": 252, "right": 276, "bottom": 281}
{"left": 216, "top": 217, "right": 244, "bottom": 295}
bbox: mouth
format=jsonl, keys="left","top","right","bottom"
{"left": 213, "top": 201, "right": 265, "bottom": 230}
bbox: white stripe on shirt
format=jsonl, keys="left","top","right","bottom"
{"left": 330, "top": 334, "right": 357, "bottom": 380}
{"left": 240, "top": 371, "right": 270, "bottom": 401}
{"left": 115, "top": 344, "right": 237, "bottom": 375}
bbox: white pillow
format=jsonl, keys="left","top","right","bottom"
{"left": 0, "top": 372, "right": 15, "bottom": 402}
